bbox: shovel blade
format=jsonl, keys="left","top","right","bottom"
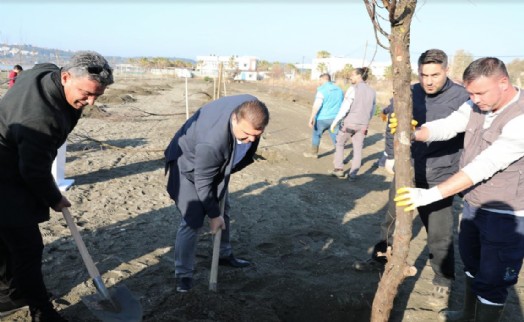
{"left": 81, "top": 284, "right": 142, "bottom": 322}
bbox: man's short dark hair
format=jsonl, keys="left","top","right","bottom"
{"left": 319, "top": 73, "right": 331, "bottom": 82}
{"left": 463, "top": 57, "right": 509, "bottom": 85}
{"left": 234, "top": 100, "right": 269, "bottom": 130}
{"left": 13, "top": 65, "right": 23, "bottom": 71}
{"left": 418, "top": 49, "right": 448, "bottom": 68}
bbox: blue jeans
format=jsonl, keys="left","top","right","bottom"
{"left": 311, "top": 118, "right": 336, "bottom": 147}
{"left": 460, "top": 201, "right": 524, "bottom": 303}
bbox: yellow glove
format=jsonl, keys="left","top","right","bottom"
{"left": 388, "top": 113, "right": 418, "bottom": 134}
{"left": 394, "top": 186, "right": 443, "bottom": 212}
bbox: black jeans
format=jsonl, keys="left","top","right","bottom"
{"left": 0, "top": 225, "right": 52, "bottom": 310}
{"left": 418, "top": 194, "right": 456, "bottom": 282}
{"left": 374, "top": 180, "right": 456, "bottom": 283}
{"left": 460, "top": 202, "right": 524, "bottom": 303}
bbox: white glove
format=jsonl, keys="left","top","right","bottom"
{"left": 394, "top": 186, "right": 443, "bottom": 211}
{"left": 385, "top": 159, "right": 395, "bottom": 174}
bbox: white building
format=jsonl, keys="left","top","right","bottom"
{"left": 311, "top": 57, "right": 390, "bottom": 80}
{"left": 196, "top": 55, "right": 258, "bottom": 77}
{"left": 151, "top": 67, "right": 193, "bottom": 78}
{"left": 234, "top": 71, "right": 258, "bottom": 82}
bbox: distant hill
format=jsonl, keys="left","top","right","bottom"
{"left": 0, "top": 43, "right": 194, "bottom": 68}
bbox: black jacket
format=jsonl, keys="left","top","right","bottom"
{"left": 386, "top": 79, "right": 470, "bottom": 186}
{"left": 0, "top": 64, "right": 82, "bottom": 227}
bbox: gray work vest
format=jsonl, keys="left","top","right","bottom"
{"left": 343, "top": 82, "right": 376, "bottom": 127}
{"left": 460, "top": 92, "right": 524, "bottom": 211}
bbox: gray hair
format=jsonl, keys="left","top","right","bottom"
{"left": 62, "top": 51, "right": 114, "bottom": 86}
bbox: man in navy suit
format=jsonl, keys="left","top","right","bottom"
{"left": 165, "top": 94, "right": 269, "bottom": 292}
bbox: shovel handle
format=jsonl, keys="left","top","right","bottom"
{"left": 62, "top": 208, "right": 111, "bottom": 300}
{"left": 209, "top": 228, "right": 222, "bottom": 292}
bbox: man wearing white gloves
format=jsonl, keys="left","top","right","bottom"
{"left": 395, "top": 57, "right": 524, "bottom": 322}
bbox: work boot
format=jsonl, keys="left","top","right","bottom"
{"left": 438, "top": 276, "right": 475, "bottom": 321}
{"left": 218, "top": 254, "right": 251, "bottom": 268}
{"left": 303, "top": 146, "right": 319, "bottom": 158}
{"left": 352, "top": 258, "right": 386, "bottom": 272}
{"left": 475, "top": 299, "right": 504, "bottom": 322}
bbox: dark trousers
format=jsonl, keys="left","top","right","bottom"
{"left": 374, "top": 179, "right": 456, "bottom": 284}
{"left": 460, "top": 201, "right": 524, "bottom": 304}
{"left": 175, "top": 195, "right": 233, "bottom": 278}
{"left": 418, "top": 194, "right": 455, "bottom": 282}
{"left": 0, "top": 225, "right": 52, "bottom": 310}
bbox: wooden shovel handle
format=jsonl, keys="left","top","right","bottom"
{"left": 209, "top": 228, "right": 222, "bottom": 292}
{"left": 61, "top": 207, "right": 102, "bottom": 280}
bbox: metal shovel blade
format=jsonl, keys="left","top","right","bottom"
{"left": 81, "top": 284, "right": 143, "bottom": 322}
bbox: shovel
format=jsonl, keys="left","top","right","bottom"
{"left": 209, "top": 228, "right": 222, "bottom": 292}
{"left": 62, "top": 208, "right": 143, "bottom": 322}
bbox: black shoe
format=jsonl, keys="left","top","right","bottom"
{"left": 30, "top": 306, "right": 68, "bottom": 322}
{"left": 0, "top": 297, "right": 28, "bottom": 317}
{"left": 176, "top": 277, "right": 193, "bottom": 293}
{"left": 352, "top": 258, "right": 386, "bottom": 272}
{"left": 218, "top": 254, "right": 251, "bottom": 268}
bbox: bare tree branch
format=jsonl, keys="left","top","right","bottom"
{"left": 388, "top": 0, "right": 397, "bottom": 24}
{"left": 380, "top": 0, "right": 390, "bottom": 11}
{"left": 364, "top": 0, "right": 390, "bottom": 50}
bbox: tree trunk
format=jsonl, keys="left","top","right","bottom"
{"left": 370, "top": 1, "right": 417, "bottom": 321}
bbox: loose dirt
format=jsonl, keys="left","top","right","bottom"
{"left": 1, "top": 77, "right": 522, "bottom": 321}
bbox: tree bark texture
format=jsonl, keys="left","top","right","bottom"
{"left": 370, "top": 1, "right": 417, "bottom": 321}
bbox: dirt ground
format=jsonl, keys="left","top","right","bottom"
{"left": 0, "top": 76, "right": 523, "bottom": 322}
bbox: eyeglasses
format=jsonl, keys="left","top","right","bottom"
{"left": 86, "top": 66, "right": 111, "bottom": 75}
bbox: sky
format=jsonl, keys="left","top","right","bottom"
{"left": 1, "top": 0, "right": 524, "bottom": 65}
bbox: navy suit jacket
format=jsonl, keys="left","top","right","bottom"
{"left": 164, "top": 94, "right": 260, "bottom": 228}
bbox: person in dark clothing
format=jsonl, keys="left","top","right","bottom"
{"left": 353, "top": 49, "right": 469, "bottom": 300}
{"left": 164, "top": 95, "right": 269, "bottom": 293}
{"left": 0, "top": 51, "right": 113, "bottom": 321}
{"left": 396, "top": 57, "right": 524, "bottom": 322}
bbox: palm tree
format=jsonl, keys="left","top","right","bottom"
{"left": 316, "top": 50, "right": 331, "bottom": 58}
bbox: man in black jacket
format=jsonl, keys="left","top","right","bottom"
{"left": 0, "top": 51, "right": 113, "bottom": 321}
{"left": 353, "top": 49, "right": 469, "bottom": 300}
{"left": 165, "top": 94, "right": 269, "bottom": 293}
